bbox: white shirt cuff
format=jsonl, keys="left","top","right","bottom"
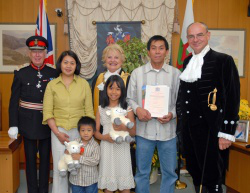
{"left": 218, "top": 132, "right": 235, "bottom": 142}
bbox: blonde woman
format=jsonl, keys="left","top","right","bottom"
{"left": 92, "top": 44, "right": 130, "bottom": 116}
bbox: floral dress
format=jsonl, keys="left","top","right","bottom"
{"left": 98, "top": 106, "right": 135, "bottom": 191}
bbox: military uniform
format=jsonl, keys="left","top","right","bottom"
{"left": 8, "top": 36, "right": 57, "bottom": 193}
{"left": 9, "top": 63, "right": 57, "bottom": 139}
{"left": 177, "top": 49, "right": 240, "bottom": 193}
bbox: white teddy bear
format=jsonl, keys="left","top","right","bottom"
{"left": 58, "top": 140, "right": 84, "bottom": 177}
{"left": 106, "top": 107, "right": 134, "bottom": 144}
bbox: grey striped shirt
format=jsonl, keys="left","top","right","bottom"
{"left": 69, "top": 137, "right": 100, "bottom": 186}
{"left": 127, "top": 62, "right": 181, "bottom": 141}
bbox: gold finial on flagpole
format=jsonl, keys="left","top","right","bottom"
{"left": 175, "top": 179, "right": 187, "bottom": 189}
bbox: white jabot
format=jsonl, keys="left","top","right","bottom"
{"left": 97, "top": 68, "right": 121, "bottom": 91}
{"left": 179, "top": 45, "right": 210, "bottom": 82}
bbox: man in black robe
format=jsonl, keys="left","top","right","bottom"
{"left": 177, "top": 22, "right": 240, "bottom": 193}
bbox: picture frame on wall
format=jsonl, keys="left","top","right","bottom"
{"left": 208, "top": 29, "right": 246, "bottom": 77}
{"left": 234, "top": 120, "right": 249, "bottom": 142}
{"left": 0, "top": 23, "right": 56, "bottom": 73}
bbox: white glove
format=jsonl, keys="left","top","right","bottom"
{"left": 8, "top": 127, "right": 18, "bottom": 139}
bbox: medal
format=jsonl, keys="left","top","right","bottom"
{"left": 37, "top": 71, "right": 43, "bottom": 79}
{"left": 36, "top": 81, "right": 41, "bottom": 88}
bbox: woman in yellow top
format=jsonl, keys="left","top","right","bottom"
{"left": 43, "top": 50, "right": 94, "bottom": 193}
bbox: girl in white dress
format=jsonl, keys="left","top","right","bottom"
{"left": 95, "top": 75, "right": 136, "bottom": 193}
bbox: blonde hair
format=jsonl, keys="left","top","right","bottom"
{"left": 102, "top": 44, "right": 125, "bottom": 66}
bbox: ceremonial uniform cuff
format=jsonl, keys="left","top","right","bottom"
{"left": 218, "top": 132, "right": 235, "bottom": 142}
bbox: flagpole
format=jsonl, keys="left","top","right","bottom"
{"left": 176, "top": 0, "right": 194, "bottom": 71}
{"left": 175, "top": 0, "right": 194, "bottom": 189}
{"left": 36, "top": 0, "right": 54, "bottom": 65}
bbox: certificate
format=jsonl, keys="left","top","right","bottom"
{"left": 144, "top": 85, "right": 169, "bottom": 117}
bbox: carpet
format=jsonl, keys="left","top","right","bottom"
{"left": 150, "top": 173, "right": 195, "bottom": 193}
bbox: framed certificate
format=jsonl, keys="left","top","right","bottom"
{"left": 144, "top": 85, "right": 169, "bottom": 117}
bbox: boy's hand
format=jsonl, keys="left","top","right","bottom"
{"left": 71, "top": 153, "right": 81, "bottom": 160}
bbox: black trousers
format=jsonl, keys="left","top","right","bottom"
{"left": 182, "top": 120, "right": 225, "bottom": 188}
{"left": 23, "top": 137, "right": 51, "bottom": 193}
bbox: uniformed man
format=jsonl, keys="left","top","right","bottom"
{"left": 8, "top": 36, "right": 57, "bottom": 193}
{"left": 176, "top": 22, "right": 240, "bottom": 193}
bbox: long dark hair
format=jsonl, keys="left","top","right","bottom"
{"left": 56, "top": 50, "right": 81, "bottom": 75}
{"left": 101, "top": 75, "right": 128, "bottom": 109}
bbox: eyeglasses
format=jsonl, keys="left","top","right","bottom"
{"left": 187, "top": 32, "right": 207, "bottom": 41}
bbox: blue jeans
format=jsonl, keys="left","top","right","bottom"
{"left": 135, "top": 136, "right": 177, "bottom": 193}
{"left": 71, "top": 183, "right": 98, "bottom": 193}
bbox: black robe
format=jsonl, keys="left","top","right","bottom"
{"left": 176, "top": 49, "right": 240, "bottom": 186}
{"left": 177, "top": 49, "right": 240, "bottom": 137}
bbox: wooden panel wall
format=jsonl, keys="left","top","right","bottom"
{"left": 0, "top": 0, "right": 69, "bottom": 131}
{"left": 172, "top": 0, "right": 250, "bottom": 101}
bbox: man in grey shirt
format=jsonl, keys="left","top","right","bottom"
{"left": 127, "top": 35, "right": 181, "bottom": 193}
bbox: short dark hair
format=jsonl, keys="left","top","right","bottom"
{"left": 77, "top": 116, "right": 96, "bottom": 132}
{"left": 147, "top": 35, "right": 169, "bottom": 50}
{"left": 101, "top": 75, "right": 128, "bottom": 109}
{"left": 56, "top": 50, "right": 81, "bottom": 75}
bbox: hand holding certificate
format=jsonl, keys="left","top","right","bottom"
{"left": 144, "top": 85, "right": 169, "bottom": 118}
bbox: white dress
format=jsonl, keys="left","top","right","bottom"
{"left": 98, "top": 106, "right": 135, "bottom": 191}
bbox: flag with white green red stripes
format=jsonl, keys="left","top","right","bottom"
{"left": 176, "top": 0, "right": 194, "bottom": 71}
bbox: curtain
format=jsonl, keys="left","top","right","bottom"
{"left": 67, "top": 0, "right": 175, "bottom": 79}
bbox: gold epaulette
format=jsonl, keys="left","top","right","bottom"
{"left": 94, "top": 73, "right": 105, "bottom": 115}
{"left": 45, "top": 63, "right": 56, "bottom": 69}
{"left": 16, "top": 63, "right": 30, "bottom": 71}
{"left": 120, "top": 71, "right": 130, "bottom": 86}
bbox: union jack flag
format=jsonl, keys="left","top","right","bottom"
{"left": 35, "top": 0, "right": 54, "bottom": 65}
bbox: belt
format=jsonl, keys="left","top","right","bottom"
{"left": 19, "top": 100, "right": 43, "bottom": 111}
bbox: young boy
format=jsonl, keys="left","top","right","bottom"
{"left": 69, "top": 116, "right": 100, "bottom": 193}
